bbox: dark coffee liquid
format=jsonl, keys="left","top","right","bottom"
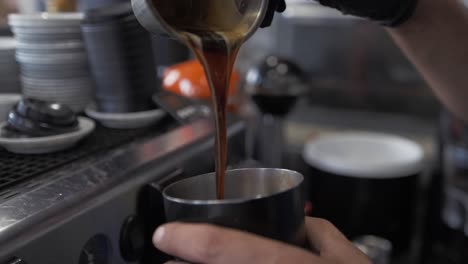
{"left": 153, "top": 0, "right": 263, "bottom": 199}
{"left": 192, "top": 38, "right": 240, "bottom": 200}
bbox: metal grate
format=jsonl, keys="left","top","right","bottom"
{"left": 0, "top": 122, "right": 172, "bottom": 192}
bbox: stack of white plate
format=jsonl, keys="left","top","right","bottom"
{"left": 8, "top": 13, "right": 93, "bottom": 112}
{"left": 0, "top": 37, "right": 20, "bottom": 93}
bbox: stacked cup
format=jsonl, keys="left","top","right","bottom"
{"left": 8, "top": 13, "right": 93, "bottom": 112}
{"left": 82, "top": 2, "right": 157, "bottom": 113}
{"left": 0, "top": 37, "right": 20, "bottom": 94}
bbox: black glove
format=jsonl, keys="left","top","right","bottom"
{"left": 260, "top": 0, "right": 286, "bottom": 28}
{"left": 317, "top": 0, "right": 418, "bottom": 27}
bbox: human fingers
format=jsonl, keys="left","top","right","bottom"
{"left": 305, "top": 217, "right": 371, "bottom": 264}
{"left": 154, "top": 222, "right": 324, "bottom": 264}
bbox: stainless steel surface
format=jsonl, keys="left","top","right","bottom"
{"left": 163, "top": 168, "right": 306, "bottom": 247}
{"left": 0, "top": 117, "right": 245, "bottom": 260}
{"left": 164, "top": 168, "right": 303, "bottom": 203}
{"left": 131, "top": 0, "right": 270, "bottom": 42}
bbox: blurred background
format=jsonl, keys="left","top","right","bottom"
{"left": 0, "top": 1, "right": 468, "bottom": 264}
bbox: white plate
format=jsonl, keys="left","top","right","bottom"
{"left": 17, "top": 40, "right": 84, "bottom": 50}
{"left": 8, "top": 13, "right": 84, "bottom": 27}
{"left": 12, "top": 26, "right": 82, "bottom": 34}
{"left": 22, "top": 88, "right": 92, "bottom": 96}
{"left": 22, "top": 84, "right": 92, "bottom": 91}
{"left": 20, "top": 72, "right": 89, "bottom": 79}
{"left": 16, "top": 50, "right": 86, "bottom": 59}
{"left": 17, "top": 43, "right": 84, "bottom": 54}
{"left": 22, "top": 87, "right": 92, "bottom": 95}
{"left": 303, "top": 132, "right": 424, "bottom": 179}
{"left": 21, "top": 76, "right": 92, "bottom": 86}
{"left": 14, "top": 34, "right": 83, "bottom": 43}
{"left": 22, "top": 89, "right": 92, "bottom": 97}
{"left": 0, "top": 117, "right": 95, "bottom": 154}
{"left": 85, "top": 105, "right": 166, "bottom": 129}
{"left": 16, "top": 52, "right": 88, "bottom": 65}
{"left": 17, "top": 51, "right": 87, "bottom": 62}
{"left": 20, "top": 62, "right": 88, "bottom": 70}
{"left": 20, "top": 69, "right": 89, "bottom": 76}
{"left": 22, "top": 91, "right": 92, "bottom": 100}
{"left": 22, "top": 87, "right": 92, "bottom": 94}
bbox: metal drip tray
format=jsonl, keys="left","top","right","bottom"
{"left": 0, "top": 121, "right": 173, "bottom": 202}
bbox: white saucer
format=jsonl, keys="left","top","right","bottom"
{"left": 8, "top": 13, "right": 84, "bottom": 28}
{"left": 303, "top": 132, "right": 424, "bottom": 179}
{"left": 0, "top": 117, "right": 95, "bottom": 154}
{"left": 85, "top": 105, "right": 166, "bottom": 129}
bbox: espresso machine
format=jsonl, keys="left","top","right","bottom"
{"left": 0, "top": 113, "right": 247, "bottom": 264}
{"left": 0, "top": 43, "right": 250, "bottom": 264}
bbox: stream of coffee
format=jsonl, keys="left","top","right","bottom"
{"left": 153, "top": 0, "right": 263, "bottom": 199}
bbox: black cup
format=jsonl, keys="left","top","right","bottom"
{"left": 162, "top": 168, "right": 307, "bottom": 247}
{"left": 82, "top": 23, "right": 133, "bottom": 94}
{"left": 79, "top": 0, "right": 128, "bottom": 11}
{"left": 82, "top": 4, "right": 156, "bottom": 113}
{"left": 303, "top": 132, "right": 424, "bottom": 255}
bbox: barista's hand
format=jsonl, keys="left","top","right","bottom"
{"left": 315, "top": 0, "right": 418, "bottom": 27}
{"left": 153, "top": 217, "right": 371, "bottom": 264}
{"left": 260, "top": 0, "right": 286, "bottom": 28}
